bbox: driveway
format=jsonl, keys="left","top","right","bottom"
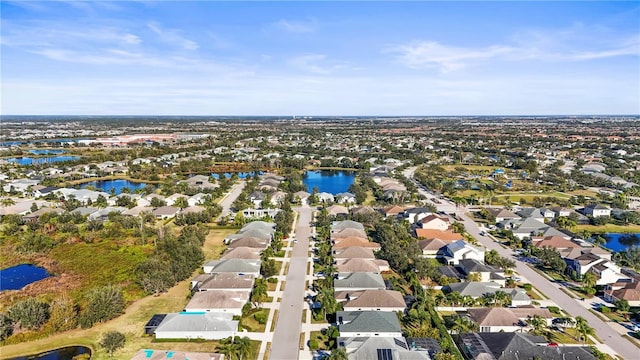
{"left": 270, "top": 206, "right": 313, "bottom": 360}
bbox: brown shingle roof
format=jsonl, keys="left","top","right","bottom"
{"left": 334, "top": 246, "right": 375, "bottom": 259}
{"left": 415, "top": 229, "right": 463, "bottom": 241}
{"left": 338, "top": 289, "right": 406, "bottom": 309}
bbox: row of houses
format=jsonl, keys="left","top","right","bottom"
{"left": 148, "top": 221, "right": 275, "bottom": 340}
{"left": 327, "top": 220, "right": 432, "bottom": 359}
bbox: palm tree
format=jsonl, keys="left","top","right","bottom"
{"left": 0, "top": 198, "right": 15, "bottom": 207}
{"left": 582, "top": 272, "right": 597, "bottom": 290}
{"left": 235, "top": 336, "right": 252, "bottom": 360}
{"left": 575, "top": 316, "right": 594, "bottom": 343}
{"left": 450, "top": 315, "right": 478, "bottom": 334}
{"left": 250, "top": 279, "right": 268, "bottom": 308}
{"left": 327, "top": 347, "right": 348, "bottom": 360}
{"left": 316, "top": 287, "right": 339, "bottom": 319}
{"left": 527, "top": 315, "right": 547, "bottom": 336}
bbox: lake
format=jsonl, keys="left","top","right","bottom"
{"left": 8, "top": 346, "right": 91, "bottom": 360}
{"left": 604, "top": 233, "right": 640, "bottom": 252}
{"left": 28, "top": 149, "right": 66, "bottom": 155}
{"left": 6, "top": 156, "right": 80, "bottom": 166}
{"left": 0, "top": 264, "right": 50, "bottom": 291}
{"left": 80, "top": 179, "right": 149, "bottom": 195}
{"left": 303, "top": 170, "right": 357, "bottom": 195}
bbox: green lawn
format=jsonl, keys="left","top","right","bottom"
{"left": 574, "top": 224, "right": 640, "bottom": 234}
{"left": 308, "top": 330, "right": 331, "bottom": 350}
{"left": 239, "top": 307, "right": 269, "bottom": 332}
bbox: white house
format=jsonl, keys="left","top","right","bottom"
{"left": 438, "top": 240, "right": 485, "bottom": 265}
{"left": 583, "top": 204, "right": 611, "bottom": 217}
{"left": 183, "top": 291, "right": 248, "bottom": 316}
{"left": 417, "top": 214, "right": 450, "bottom": 230}
{"left": 154, "top": 312, "right": 238, "bottom": 340}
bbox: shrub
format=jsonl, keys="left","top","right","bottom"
{"left": 547, "top": 306, "right": 560, "bottom": 314}
{"left": 522, "top": 283, "right": 532, "bottom": 291}
{"left": 267, "top": 277, "right": 278, "bottom": 283}
{"left": 79, "top": 285, "right": 124, "bottom": 328}
{"left": 8, "top": 298, "right": 50, "bottom": 330}
{"left": 600, "top": 306, "right": 611, "bottom": 314}
{"left": 309, "top": 339, "right": 319, "bottom": 350}
{"left": 254, "top": 312, "right": 267, "bottom": 325}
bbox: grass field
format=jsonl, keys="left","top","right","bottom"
{"left": 0, "top": 226, "right": 235, "bottom": 359}
{"left": 574, "top": 224, "right": 640, "bottom": 234}
{"left": 202, "top": 227, "right": 235, "bottom": 260}
{"left": 240, "top": 307, "right": 269, "bottom": 333}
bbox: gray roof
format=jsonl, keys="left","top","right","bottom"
{"left": 155, "top": 312, "right": 238, "bottom": 333}
{"left": 445, "top": 282, "right": 502, "bottom": 298}
{"left": 343, "top": 337, "right": 429, "bottom": 360}
{"left": 334, "top": 272, "right": 386, "bottom": 290}
{"left": 185, "top": 290, "right": 248, "bottom": 310}
{"left": 204, "top": 259, "right": 261, "bottom": 274}
{"left": 332, "top": 220, "right": 365, "bottom": 231}
{"left": 192, "top": 273, "right": 255, "bottom": 291}
{"left": 337, "top": 311, "right": 402, "bottom": 333}
{"left": 458, "top": 332, "right": 596, "bottom": 360}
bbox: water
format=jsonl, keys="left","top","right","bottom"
{"left": 6, "top": 156, "right": 80, "bottom": 166}
{"left": 604, "top": 233, "right": 640, "bottom": 252}
{"left": 80, "top": 179, "right": 149, "bottom": 195}
{"left": 211, "top": 171, "right": 263, "bottom": 179}
{"left": 0, "top": 264, "right": 50, "bottom": 291}
{"left": 303, "top": 170, "right": 357, "bottom": 194}
{"left": 8, "top": 346, "right": 91, "bottom": 360}
{"left": 28, "top": 149, "right": 66, "bottom": 155}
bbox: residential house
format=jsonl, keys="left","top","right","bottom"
{"left": 332, "top": 227, "right": 368, "bottom": 240}
{"left": 131, "top": 350, "right": 224, "bottom": 360}
{"left": 154, "top": 312, "right": 238, "bottom": 340}
{"left": 486, "top": 208, "right": 521, "bottom": 223}
{"left": 381, "top": 205, "right": 405, "bottom": 218}
{"left": 332, "top": 237, "right": 381, "bottom": 251}
{"left": 583, "top": 204, "right": 611, "bottom": 217}
{"left": 190, "top": 273, "right": 255, "bottom": 293}
{"left": 415, "top": 229, "right": 463, "bottom": 242}
{"left": 220, "top": 247, "right": 262, "bottom": 260}
{"left": 334, "top": 272, "right": 386, "bottom": 292}
{"left": 327, "top": 205, "right": 349, "bottom": 217}
{"left": 337, "top": 289, "right": 406, "bottom": 312}
{"left": 550, "top": 207, "right": 572, "bottom": 218}
{"left": 248, "top": 191, "right": 266, "bottom": 208}
{"left": 336, "top": 311, "right": 403, "bottom": 338}
{"left": 404, "top": 207, "right": 433, "bottom": 224}
{"left": 152, "top": 206, "right": 180, "bottom": 219}
{"left": 437, "top": 240, "right": 485, "bottom": 265}
{"left": 293, "top": 191, "right": 310, "bottom": 205}
{"left": 336, "top": 192, "right": 357, "bottom": 204}
{"left": 531, "top": 235, "right": 581, "bottom": 250}
{"left": 333, "top": 246, "right": 376, "bottom": 260}
{"left": 456, "top": 332, "right": 596, "bottom": 360}
{"left": 457, "top": 259, "right": 505, "bottom": 286}
{"left": 184, "top": 290, "right": 248, "bottom": 315}
{"left": 604, "top": 281, "right": 640, "bottom": 306}
{"left": 339, "top": 336, "right": 429, "bottom": 360}
{"left": 227, "top": 237, "right": 270, "bottom": 249}
{"left": 202, "top": 259, "right": 261, "bottom": 276}
{"left": 516, "top": 208, "right": 547, "bottom": 222}
{"left": 467, "top": 307, "right": 553, "bottom": 333}
{"left": 336, "top": 258, "right": 390, "bottom": 273}
{"left": 417, "top": 215, "right": 450, "bottom": 230}
{"left": 22, "top": 207, "right": 63, "bottom": 223}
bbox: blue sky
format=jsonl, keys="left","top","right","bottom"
{"left": 1, "top": 1, "right": 639, "bottom": 115}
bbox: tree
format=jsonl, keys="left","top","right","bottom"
{"left": 174, "top": 196, "right": 189, "bottom": 209}
{"left": 79, "top": 285, "right": 125, "bottom": 328}
{"left": 48, "top": 296, "right": 78, "bottom": 332}
{"left": 0, "top": 313, "right": 13, "bottom": 341}
{"left": 575, "top": 316, "right": 594, "bottom": 343}
{"left": 218, "top": 336, "right": 253, "bottom": 360}
{"left": 327, "top": 347, "right": 348, "bottom": 360}
{"left": 316, "top": 287, "right": 339, "bottom": 319}
{"left": 150, "top": 197, "right": 166, "bottom": 208}
{"left": 527, "top": 315, "right": 547, "bottom": 336}
{"left": 250, "top": 278, "right": 268, "bottom": 308}
{"left": 614, "top": 299, "right": 630, "bottom": 318}
{"left": 8, "top": 298, "right": 50, "bottom": 330}
{"left": 135, "top": 258, "right": 176, "bottom": 295}
{"left": 582, "top": 272, "right": 597, "bottom": 289}
{"left": 100, "top": 331, "right": 126, "bottom": 357}
{"left": 433, "top": 352, "right": 457, "bottom": 360}
{"left": 450, "top": 315, "right": 478, "bottom": 334}
{"left": 451, "top": 221, "right": 466, "bottom": 234}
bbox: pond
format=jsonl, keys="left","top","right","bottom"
{"left": 604, "top": 233, "right": 640, "bottom": 252}
{"left": 80, "top": 179, "right": 150, "bottom": 195}
{"left": 6, "top": 156, "right": 80, "bottom": 166}
{"left": 303, "top": 170, "right": 357, "bottom": 195}
{"left": 28, "top": 149, "right": 66, "bottom": 155}
{"left": 8, "top": 346, "right": 91, "bottom": 360}
{"left": 0, "top": 264, "right": 50, "bottom": 291}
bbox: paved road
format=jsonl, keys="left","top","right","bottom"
{"left": 270, "top": 206, "right": 313, "bottom": 360}
{"left": 404, "top": 166, "right": 636, "bottom": 359}
{"left": 216, "top": 181, "right": 245, "bottom": 220}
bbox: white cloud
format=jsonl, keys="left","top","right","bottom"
{"left": 147, "top": 22, "right": 199, "bottom": 50}
{"left": 389, "top": 41, "right": 514, "bottom": 71}
{"left": 288, "top": 54, "right": 347, "bottom": 74}
{"left": 274, "top": 19, "right": 316, "bottom": 33}
{"left": 390, "top": 26, "right": 639, "bottom": 72}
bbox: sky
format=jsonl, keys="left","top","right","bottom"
{"left": 1, "top": 1, "right": 639, "bottom": 116}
